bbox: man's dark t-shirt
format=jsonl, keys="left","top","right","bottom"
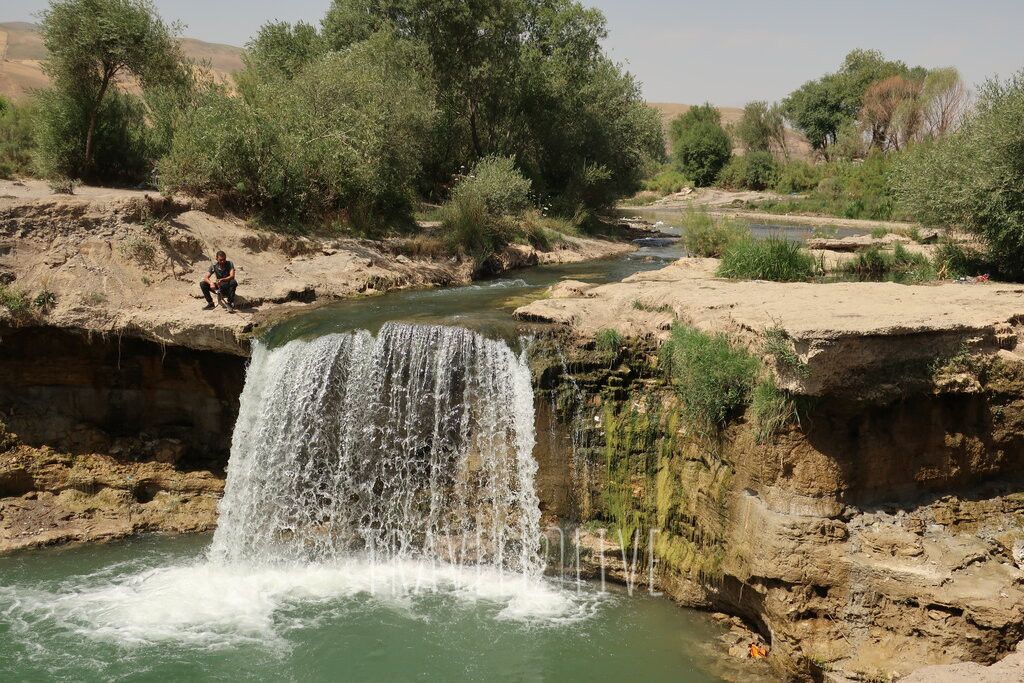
{"left": 209, "top": 261, "right": 235, "bottom": 280}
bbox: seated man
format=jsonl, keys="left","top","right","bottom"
{"left": 200, "top": 250, "right": 237, "bottom": 312}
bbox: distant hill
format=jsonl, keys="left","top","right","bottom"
{"left": 647, "top": 101, "right": 813, "bottom": 160}
{"left": 0, "top": 21, "right": 243, "bottom": 101}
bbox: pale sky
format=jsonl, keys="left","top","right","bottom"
{"left": 5, "top": 0, "right": 1022, "bottom": 106}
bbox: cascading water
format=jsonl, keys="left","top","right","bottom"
{"left": 210, "top": 322, "right": 543, "bottom": 576}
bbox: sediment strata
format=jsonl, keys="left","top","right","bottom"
{"left": 520, "top": 258, "right": 1024, "bottom": 681}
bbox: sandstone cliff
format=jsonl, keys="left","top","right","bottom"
{"left": 521, "top": 258, "right": 1024, "bottom": 681}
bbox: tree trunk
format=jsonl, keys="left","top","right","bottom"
{"left": 84, "top": 70, "right": 112, "bottom": 175}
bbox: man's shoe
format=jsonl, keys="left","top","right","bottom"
{"left": 202, "top": 303, "right": 215, "bottom": 310}
{"left": 227, "top": 301, "right": 235, "bottom": 314}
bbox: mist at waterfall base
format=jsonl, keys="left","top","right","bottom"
{"left": 0, "top": 324, "right": 734, "bottom": 682}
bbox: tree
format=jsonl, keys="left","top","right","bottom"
{"left": 782, "top": 49, "right": 918, "bottom": 155}
{"left": 160, "top": 32, "right": 438, "bottom": 230}
{"left": 861, "top": 75, "right": 923, "bottom": 150}
{"left": 670, "top": 107, "right": 731, "bottom": 186}
{"left": 921, "top": 67, "right": 967, "bottom": 139}
{"left": 318, "top": 0, "right": 663, "bottom": 211}
{"left": 732, "top": 101, "right": 788, "bottom": 158}
{"left": 781, "top": 74, "right": 850, "bottom": 152}
{"left": 242, "top": 21, "right": 325, "bottom": 82}
{"left": 39, "top": 0, "right": 185, "bottom": 178}
{"left": 895, "top": 71, "right": 1024, "bottom": 278}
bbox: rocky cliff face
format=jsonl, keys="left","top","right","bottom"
{"left": 526, "top": 319, "right": 1024, "bottom": 681}
{"left": 0, "top": 421, "right": 223, "bottom": 553}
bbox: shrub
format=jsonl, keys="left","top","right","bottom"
{"left": 895, "top": 71, "right": 1024, "bottom": 280}
{"left": 932, "top": 240, "right": 994, "bottom": 279}
{"left": 717, "top": 236, "right": 817, "bottom": 282}
{"left": 35, "top": 89, "right": 154, "bottom": 184}
{"left": 0, "top": 285, "right": 30, "bottom": 314}
{"left": 450, "top": 156, "right": 531, "bottom": 217}
{"left": 763, "top": 325, "right": 807, "bottom": 376}
{"left": 48, "top": 177, "right": 76, "bottom": 195}
{"left": 680, "top": 210, "right": 749, "bottom": 257}
{"left": 752, "top": 153, "right": 898, "bottom": 221}
{"left": 440, "top": 158, "right": 544, "bottom": 267}
{"left": 160, "top": 32, "right": 437, "bottom": 232}
{"left": 118, "top": 236, "right": 158, "bottom": 264}
{"left": 841, "top": 244, "right": 935, "bottom": 282}
{"left": 641, "top": 166, "right": 690, "bottom": 195}
{"left": 659, "top": 324, "right": 759, "bottom": 434}
{"left": 33, "top": 290, "right": 57, "bottom": 311}
{"left": 717, "top": 151, "right": 778, "bottom": 191}
{"left": 0, "top": 99, "right": 36, "bottom": 178}
{"left": 670, "top": 106, "right": 732, "bottom": 187}
{"left": 774, "top": 160, "right": 821, "bottom": 194}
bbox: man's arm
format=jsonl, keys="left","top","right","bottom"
{"left": 219, "top": 267, "right": 236, "bottom": 285}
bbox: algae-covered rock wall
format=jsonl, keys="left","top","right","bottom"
{"left": 529, "top": 331, "right": 1024, "bottom": 682}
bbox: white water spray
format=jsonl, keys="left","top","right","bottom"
{"left": 210, "top": 323, "right": 543, "bottom": 576}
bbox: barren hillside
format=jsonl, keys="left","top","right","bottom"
{"left": 0, "top": 21, "right": 243, "bottom": 101}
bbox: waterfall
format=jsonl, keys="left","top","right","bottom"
{"left": 209, "top": 323, "right": 542, "bottom": 576}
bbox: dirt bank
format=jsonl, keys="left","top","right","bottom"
{"left": 0, "top": 179, "right": 634, "bottom": 356}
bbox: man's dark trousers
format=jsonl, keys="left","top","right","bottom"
{"left": 201, "top": 279, "right": 237, "bottom": 304}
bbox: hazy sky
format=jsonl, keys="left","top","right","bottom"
{"left": 5, "top": 0, "right": 1022, "bottom": 106}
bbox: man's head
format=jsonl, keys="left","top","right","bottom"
{"left": 216, "top": 250, "right": 227, "bottom": 265}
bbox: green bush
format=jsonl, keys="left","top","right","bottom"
{"left": 933, "top": 240, "right": 995, "bottom": 279}
{"left": 717, "top": 151, "right": 778, "bottom": 191}
{"left": 450, "top": 156, "right": 532, "bottom": 217}
{"left": 160, "top": 32, "right": 437, "bottom": 231}
{"left": 659, "top": 324, "right": 759, "bottom": 434}
{"left": 752, "top": 153, "right": 898, "bottom": 221}
{"left": 672, "top": 120, "right": 732, "bottom": 187}
{"left": 717, "top": 236, "right": 817, "bottom": 282}
{"left": 0, "top": 285, "right": 30, "bottom": 314}
{"left": 895, "top": 71, "right": 1024, "bottom": 279}
{"left": 773, "top": 160, "right": 821, "bottom": 194}
{"left": 35, "top": 89, "right": 155, "bottom": 184}
{"left": 0, "top": 98, "right": 36, "bottom": 178}
{"left": 641, "top": 166, "right": 690, "bottom": 195}
{"left": 680, "top": 210, "right": 748, "bottom": 257}
{"left": 439, "top": 157, "right": 545, "bottom": 269}
{"left": 841, "top": 243, "right": 935, "bottom": 282}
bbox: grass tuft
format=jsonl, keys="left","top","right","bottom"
{"left": 595, "top": 328, "right": 623, "bottom": 354}
{"left": 842, "top": 244, "right": 935, "bottom": 282}
{"left": 716, "top": 236, "right": 817, "bottom": 282}
{"left": 751, "top": 377, "right": 795, "bottom": 444}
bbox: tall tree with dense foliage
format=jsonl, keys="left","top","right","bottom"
{"left": 669, "top": 104, "right": 731, "bottom": 186}
{"left": 895, "top": 71, "right": 1024, "bottom": 278}
{"left": 317, "top": 0, "right": 663, "bottom": 210}
{"left": 37, "top": 0, "right": 186, "bottom": 179}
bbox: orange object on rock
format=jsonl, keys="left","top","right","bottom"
{"left": 748, "top": 643, "right": 769, "bottom": 659}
